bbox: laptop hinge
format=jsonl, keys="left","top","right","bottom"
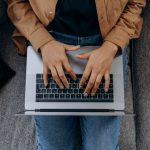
{"left": 35, "top": 109, "right": 115, "bottom": 112}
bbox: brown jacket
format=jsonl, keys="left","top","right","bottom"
{"left": 8, "top": 0, "right": 146, "bottom": 55}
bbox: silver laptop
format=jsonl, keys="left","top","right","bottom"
{"left": 24, "top": 45, "right": 125, "bottom": 116}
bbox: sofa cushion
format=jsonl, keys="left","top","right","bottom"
{"left": 0, "top": 58, "right": 16, "bottom": 89}
{"left": 132, "top": 2, "right": 150, "bottom": 149}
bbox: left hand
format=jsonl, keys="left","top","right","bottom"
{"left": 75, "top": 41, "right": 119, "bottom": 96}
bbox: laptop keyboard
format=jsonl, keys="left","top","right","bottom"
{"left": 36, "top": 74, "right": 114, "bottom": 102}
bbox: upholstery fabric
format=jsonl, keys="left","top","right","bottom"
{"left": 132, "top": 1, "right": 150, "bottom": 149}
{"left": 0, "top": 58, "right": 15, "bottom": 89}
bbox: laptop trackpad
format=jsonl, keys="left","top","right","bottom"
{"left": 66, "top": 46, "right": 99, "bottom": 74}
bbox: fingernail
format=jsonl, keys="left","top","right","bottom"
{"left": 91, "top": 93, "right": 95, "bottom": 96}
{"left": 60, "top": 86, "right": 64, "bottom": 89}
{"left": 66, "top": 85, "right": 70, "bottom": 89}
{"left": 76, "top": 45, "right": 80, "bottom": 48}
{"left": 44, "top": 82, "right": 48, "bottom": 87}
{"left": 73, "top": 77, "right": 77, "bottom": 81}
{"left": 79, "top": 85, "right": 82, "bottom": 89}
{"left": 84, "top": 93, "right": 88, "bottom": 97}
{"left": 105, "top": 88, "right": 108, "bottom": 92}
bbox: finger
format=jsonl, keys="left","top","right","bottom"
{"left": 91, "top": 73, "right": 103, "bottom": 96}
{"left": 56, "top": 63, "right": 69, "bottom": 88}
{"left": 104, "top": 71, "right": 110, "bottom": 92}
{"left": 63, "top": 58, "right": 77, "bottom": 80}
{"left": 79, "top": 62, "right": 92, "bottom": 88}
{"left": 64, "top": 44, "right": 80, "bottom": 51}
{"left": 75, "top": 52, "right": 91, "bottom": 59}
{"left": 43, "top": 64, "right": 48, "bottom": 87}
{"left": 84, "top": 71, "right": 97, "bottom": 96}
{"left": 49, "top": 66, "right": 64, "bottom": 89}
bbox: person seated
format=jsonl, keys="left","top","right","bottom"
{"left": 7, "top": 0, "right": 146, "bottom": 149}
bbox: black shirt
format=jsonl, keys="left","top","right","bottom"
{"left": 47, "top": 0, "right": 100, "bottom": 36}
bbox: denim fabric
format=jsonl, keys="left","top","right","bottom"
{"left": 34, "top": 31, "right": 127, "bottom": 150}
{"left": 49, "top": 30, "right": 104, "bottom": 46}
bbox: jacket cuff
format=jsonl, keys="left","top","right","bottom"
{"left": 104, "top": 27, "right": 129, "bottom": 51}
{"left": 28, "top": 27, "right": 54, "bottom": 51}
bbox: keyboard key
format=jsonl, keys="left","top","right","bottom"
{"left": 98, "top": 94, "right": 102, "bottom": 99}
{"left": 68, "top": 89, "right": 73, "bottom": 93}
{"left": 47, "top": 89, "right": 51, "bottom": 93}
{"left": 39, "top": 84, "right": 45, "bottom": 89}
{"left": 48, "top": 74, "right": 52, "bottom": 78}
{"left": 36, "top": 87, "right": 42, "bottom": 93}
{"left": 81, "top": 94, "right": 86, "bottom": 99}
{"left": 52, "top": 89, "right": 57, "bottom": 93}
{"left": 75, "top": 78, "right": 79, "bottom": 83}
{"left": 55, "top": 94, "right": 59, "bottom": 99}
{"left": 99, "top": 84, "right": 103, "bottom": 88}
{"left": 49, "top": 94, "right": 54, "bottom": 98}
{"left": 36, "top": 79, "right": 43, "bottom": 83}
{"left": 79, "top": 89, "right": 84, "bottom": 93}
{"left": 74, "top": 89, "right": 78, "bottom": 93}
{"left": 109, "top": 84, "right": 113, "bottom": 88}
{"left": 77, "top": 94, "right": 81, "bottom": 98}
{"left": 60, "top": 94, "right": 65, "bottom": 98}
{"left": 48, "top": 78, "right": 53, "bottom": 83}
{"left": 63, "top": 89, "right": 68, "bottom": 93}
{"left": 109, "top": 89, "right": 113, "bottom": 93}
{"left": 101, "top": 89, "right": 105, "bottom": 93}
{"left": 70, "top": 79, "right": 74, "bottom": 83}
{"left": 44, "top": 94, "right": 49, "bottom": 99}
{"left": 109, "top": 94, "right": 113, "bottom": 99}
{"left": 92, "top": 94, "right": 98, "bottom": 99}
{"left": 104, "top": 94, "right": 108, "bottom": 99}
{"left": 42, "top": 89, "right": 46, "bottom": 93}
{"left": 46, "top": 84, "right": 50, "bottom": 88}
{"left": 110, "top": 74, "right": 113, "bottom": 79}
{"left": 58, "top": 89, "right": 63, "bottom": 93}
{"left": 51, "top": 84, "right": 55, "bottom": 88}
{"left": 36, "top": 94, "right": 43, "bottom": 99}
{"left": 36, "top": 74, "right": 42, "bottom": 78}
{"left": 66, "top": 94, "right": 70, "bottom": 98}
{"left": 87, "top": 94, "right": 91, "bottom": 99}
{"left": 72, "top": 84, "right": 77, "bottom": 88}
{"left": 71, "top": 94, "right": 75, "bottom": 98}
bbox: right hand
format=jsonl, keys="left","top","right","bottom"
{"left": 40, "top": 40, "right": 80, "bottom": 89}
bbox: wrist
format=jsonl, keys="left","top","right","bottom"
{"left": 103, "top": 41, "right": 119, "bottom": 51}
{"left": 102, "top": 41, "right": 119, "bottom": 56}
{"left": 40, "top": 40, "right": 56, "bottom": 53}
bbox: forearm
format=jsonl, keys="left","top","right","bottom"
{"left": 104, "top": 0, "right": 146, "bottom": 51}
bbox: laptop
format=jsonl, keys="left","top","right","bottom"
{"left": 24, "top": 45, "right": 125, "bottom": 116}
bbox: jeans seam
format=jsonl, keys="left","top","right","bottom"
{"left": 34, "top": 118, "right": 42, "bottom": 150}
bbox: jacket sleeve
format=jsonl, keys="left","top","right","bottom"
{"left": 7, "top": 0, "right": 54, "bottom": 51}
{"left": 104, "top": 0, "right": 146, "bottom": 50}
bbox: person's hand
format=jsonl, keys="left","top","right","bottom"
{"left": 75, "top": 41, "right": 119, "bottom": 96}
{"left": 40, "top": 40, "right": 80, "bottom": 88}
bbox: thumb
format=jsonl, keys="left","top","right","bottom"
{"left": 64, "top": 44, "right": 80, "bottom": 51}
{"left": 75, "top": 52, "right": 91, "bottom": 59}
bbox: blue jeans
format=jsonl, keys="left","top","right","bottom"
{"left": 34, "top": 31, "right": 127, "bottom": 150}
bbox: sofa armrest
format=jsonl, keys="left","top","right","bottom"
{"left": 131, "top": 2, "right": 150, "bottom": 149}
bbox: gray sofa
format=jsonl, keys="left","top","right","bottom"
{"left": 0, "top": 1, "right": 149, "bottom": 150}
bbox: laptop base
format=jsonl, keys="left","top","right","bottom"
{"left": 16, "top": 109, "right": 135, "bottom": 116}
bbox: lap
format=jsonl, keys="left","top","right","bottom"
{"left": 80, "top": 116, "right": 121, "bottom": 150}
{"left": 34, "top": 116, "right": 78, "bottom": 150}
